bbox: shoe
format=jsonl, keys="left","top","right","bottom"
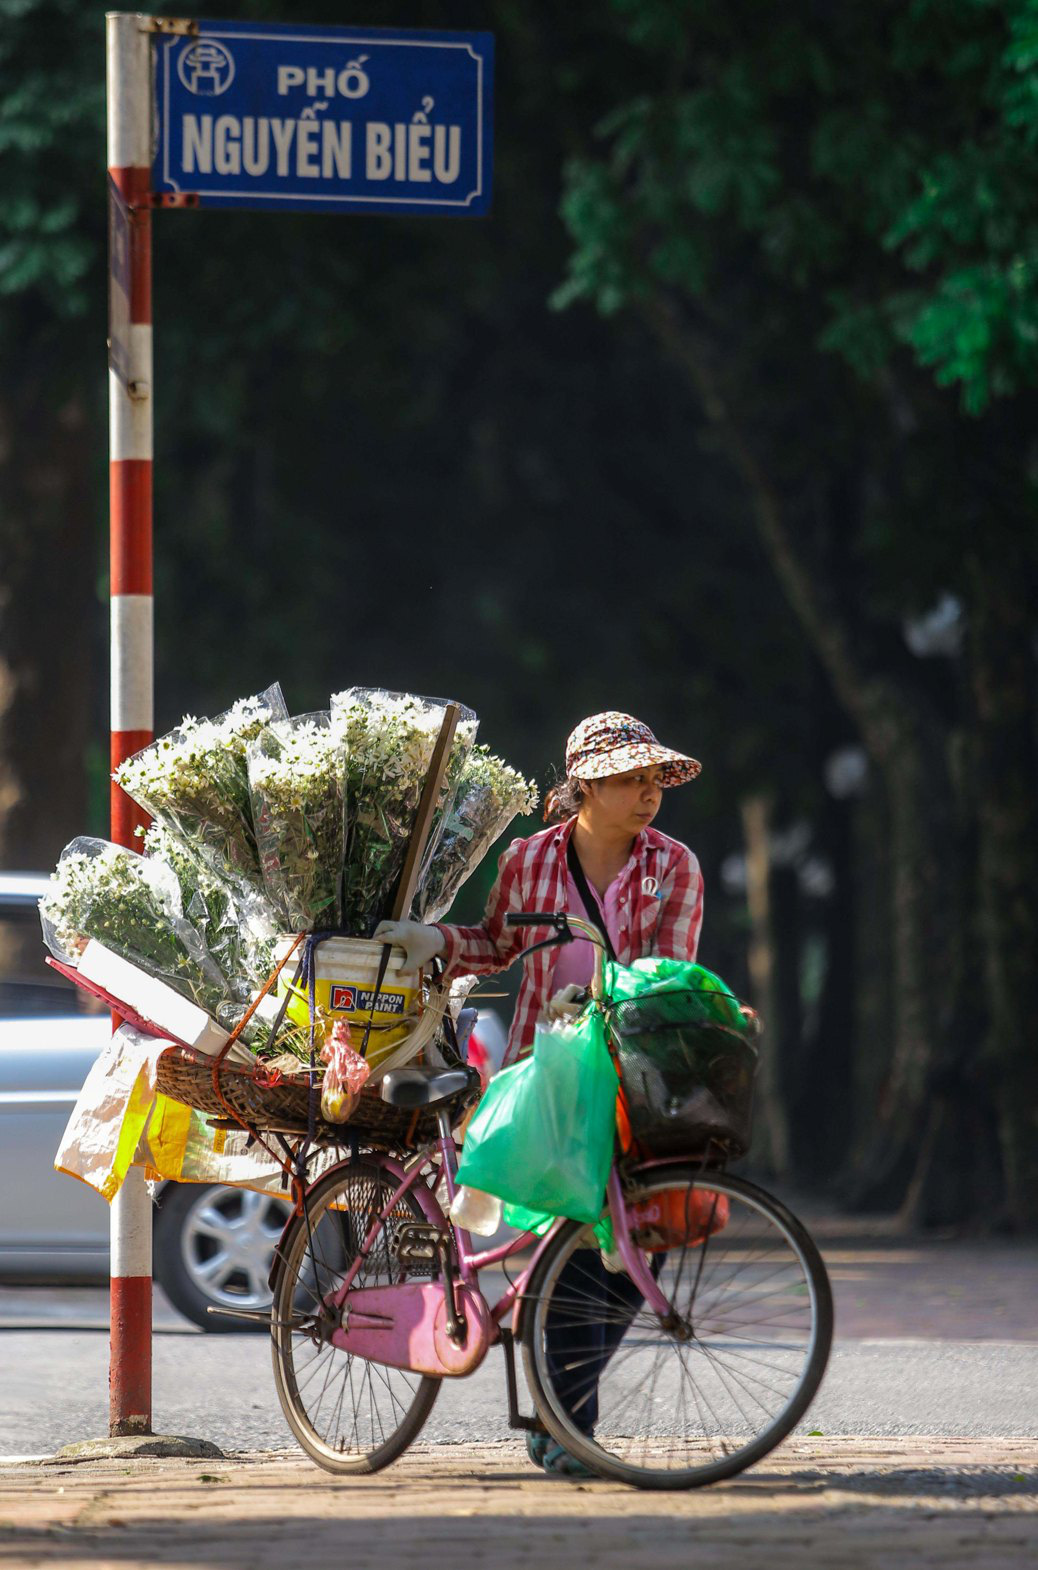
{"left": 525, "top": 1431, "right": 550, "bottom": 1470}
{"left": 540, "top": 1439, "right": 597, "bottom": 1478}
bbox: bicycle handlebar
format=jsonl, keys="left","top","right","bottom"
{"left": 504, "top": 910, "right": 609, "bottom": 998}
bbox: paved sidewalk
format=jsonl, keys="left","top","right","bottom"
{"left": 1, "top": 1438, "right": 1035, "bottom": 1569}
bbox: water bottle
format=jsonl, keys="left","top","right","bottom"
{"left": 448, "top": 1185, "right": 503, "bottom": 1236}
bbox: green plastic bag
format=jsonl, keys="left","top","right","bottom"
{"left": 502, "top": 1201, "right": 553, "bottom": 1236}
{"left": 503, "top": 1202, "right": 614, "bottom": 1256}
{"left": 456, "top": 1009, "right": 618, "bottom": 1224}
{"left": 605, "top": 957, "right": 747, "bottom": 1029}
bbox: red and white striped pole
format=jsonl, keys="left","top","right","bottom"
{"left": 107, "top": 10, "right": 154, "bottom": 1438}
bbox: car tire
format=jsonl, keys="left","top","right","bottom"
{"left": 153, "top": 1182, "right": 292, "bottom": 1333}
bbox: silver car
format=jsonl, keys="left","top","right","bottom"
{"left": 0, "top": 873, "right": 291, "bottom": 1329}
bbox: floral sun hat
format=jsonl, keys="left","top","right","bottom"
{"left": 565, "top": 712, "right": 701, "bottom": 787}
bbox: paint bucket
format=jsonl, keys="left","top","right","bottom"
{"left": 274, "top": 936, "right": 421, "bottom": 1070}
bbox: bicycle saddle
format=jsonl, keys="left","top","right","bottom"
{"left": 380, "top": 1064, "right": 476, "bottom": 1109}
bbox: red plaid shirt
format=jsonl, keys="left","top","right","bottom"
{"left": 436, "top": 817, "right": 704, "bottom": 1063}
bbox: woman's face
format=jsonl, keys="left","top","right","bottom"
{"left": 583, "top": 765, "right": 665, "bottom": 837}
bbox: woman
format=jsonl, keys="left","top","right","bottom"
{"left": 376, "top": 710, "right": 703, "bottom": 1474}
{"left": 377, "top": 710, "right": 704, "bottom": 1063}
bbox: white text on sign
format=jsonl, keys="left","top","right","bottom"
{"left": 181, "top": 115, "right": 462, "bottom": 184}
{"left": 276, "top": 60, "right": 371, "bottom": 99}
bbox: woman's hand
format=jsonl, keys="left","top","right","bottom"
{"left": 372, "top": 920, "right": 446, "bottom": 972}
{"left": 548, "top": 981, "right": 587, "bottom": 1021}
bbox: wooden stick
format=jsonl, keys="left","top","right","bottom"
{"left": 389, "top": 702, "right": 461, "bottom": 922}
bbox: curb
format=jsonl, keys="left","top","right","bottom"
{"left": 48, "top": 1434, "right": 223, "bottom": 1464}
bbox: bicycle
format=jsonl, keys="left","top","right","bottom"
{"left": 268, "top": 910, "right": 833, "bottom": 1490}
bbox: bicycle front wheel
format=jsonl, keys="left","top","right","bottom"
{"left": 271, "top": 1157, "right": 441, "bottom": 1474}
{"left": 521, "top": 1167, "right": 832, "bottom": 1489}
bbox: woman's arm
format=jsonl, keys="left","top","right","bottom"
{"left": 653, "top": 848, "right": 705, "bottom": 962}
{"left": 434, "top": 838, "right": 532, "bottom": 978}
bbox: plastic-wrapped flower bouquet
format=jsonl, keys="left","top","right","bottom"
{"left": 416, "top": 746, "right": 538, "bottom": 921}
{"left": 248, "top": 711, "right": 346, "bottom": 932}
{"left": 113, "top": 684, "right": 287, "bottom": 888}
{"left": 42, "top": 683, "right": 534, "bottom": 1077}
{"left": 331, "top": 688, "right": 477, "bottom": 936}
{"left": 40, "top": 837, "right": 229, "bottom": 1018}
{"left": 142, "top": 823, "right": 278, "bottom": 1002}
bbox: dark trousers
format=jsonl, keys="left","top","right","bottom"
{"left": 544, "top": 1247, "right": 660, "bottom": 1434}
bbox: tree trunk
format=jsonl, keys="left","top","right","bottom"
{"left": 641, "top": 295, "right": 959, "bottom": 1212}
{"left": 966, "top": 552, "right": 1038, "bottom": 1230}
{"left": 849, "top": 783, "right": 894, "bottom": 1136}
{"left": 793, "top": 792, "right": 858, "bottom": 1181}
{"left": 741, "top": 793, "right": 790, "bottom": 1176}
{"left": 769, "top": 856, "right": 803, "bottom": 1145}
{"left": 828, "top": 707, "right": 964, "bottom": 1213}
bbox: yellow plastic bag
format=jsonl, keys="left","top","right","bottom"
{"left": 54, "top": 1025, "right": 168, "bottom": 1201}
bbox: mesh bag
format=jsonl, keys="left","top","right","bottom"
{"left": 607, "top": 989, "right": 758, "bottom": 1159}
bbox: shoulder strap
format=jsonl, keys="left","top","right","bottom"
{"left": 566, "top": 835, "right": 617, "bottom": 963}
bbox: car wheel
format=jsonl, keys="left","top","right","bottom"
{"left": 154, "top": 1182, "right": 292, "bottom": 1333}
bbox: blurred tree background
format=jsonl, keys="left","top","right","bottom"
{"left": 1, "top": 0, "right": 1035, "bottom": 1227}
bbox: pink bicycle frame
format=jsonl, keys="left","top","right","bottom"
{"left": 323, "top": 1120, "right": 673, "bottom": 1333}
{"left": 311, "top": 906, "right": 682, "bottom": 1343}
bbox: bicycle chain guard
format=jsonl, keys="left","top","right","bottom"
{"left": 332, "top": 1281, "right": 492, "bottom": 1377}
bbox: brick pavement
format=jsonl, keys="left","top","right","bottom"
{"left": 1, "top": 1438, "right": 1035, "bottom": 1569}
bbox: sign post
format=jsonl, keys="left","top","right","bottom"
{"left": 103, "top": 12, "right": 493, "bottom": 1442}
{"left": 107, "top": 9, "right": 156, "bottom": 1438}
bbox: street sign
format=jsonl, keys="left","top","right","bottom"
{"left": 153, "top": 19, "right": 494, "bottom": 215}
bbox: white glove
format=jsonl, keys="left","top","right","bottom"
{"left": 372, "top": 920, "right": 446, "bottom": 972}
{"left": 548, "top": 981, "right": 587, "bottom": 1021}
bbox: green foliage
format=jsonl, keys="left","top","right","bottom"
{"left": 0, "top": 1, "right": 105, "bottom": 321}
{"left": 556, "top": 0, "right": 1038, "bottom": 413}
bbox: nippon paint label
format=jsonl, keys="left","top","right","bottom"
{"left": 152, "top": 20, "right": 494, "bottom": 215}
{"left": 328, "top": 984, "right": 408, "bottom": 1016}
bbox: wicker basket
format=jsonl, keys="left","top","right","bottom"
{"left": 155, "top": 1045, "right": 449, "bottom": 1151}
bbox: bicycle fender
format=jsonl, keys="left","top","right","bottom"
{"left": 509, "top": 1218, "right": 569, "bottom": 1345}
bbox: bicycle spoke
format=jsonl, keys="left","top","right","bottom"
{"left": 692, "top": 1339, "right": 807, "bottom": 1379}
{"left": 671, "top": 1339, "right": 730, "bottom": 1457}
{"left": 272, "top": 1159, "right": 440, "bottom": 1471}
{"left": 326, "top": 1352, "right": 350, "bottom": 1446}
{"left": 692, "top": 1338, "right": 781, "bottom": 1428}
{"left": 526, "top": 1171, "right": 830, "bottom": 1485}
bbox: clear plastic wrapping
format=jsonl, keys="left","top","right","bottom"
{"left": 45, "top": 684, "right": 538, "bottom": 1078}
{"left": 416, "top": 745, "right": 538, "bottom": 921}
{"left": 113, "top": 683, "right": 287, "bottom": 889}
{"left": 247, "top": 712, "right": 346, "bottom": 932}
{"left": 39, "top": 837, "right": 229, "bottom": 1019}
{"left": 330, "top": 688, "right": 477, "bottom": 936}
{"left": 142, "top": 822, "right": 279, "bottom": 1002}
{"left": 419, "top": 700, "right": 480, "bottom": 888}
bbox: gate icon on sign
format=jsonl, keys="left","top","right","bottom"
{"left": 177, "top": 40, "right": 235, "bottom": 97}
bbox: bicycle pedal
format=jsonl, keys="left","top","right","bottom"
{"left": 392, "top": 1222, "right": 444, "bottom": 1265}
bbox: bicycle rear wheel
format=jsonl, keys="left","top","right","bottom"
{"left": 271, "top": 1157, "right": 441, "bottom": 1473}
{"left": 521, "top": 1167, "right": 832, "bottom": 1489}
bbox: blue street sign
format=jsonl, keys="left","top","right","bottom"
{"left": 153, "top": 19, "right": 493, "bottom": 216}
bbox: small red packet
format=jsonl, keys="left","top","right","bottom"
{"left": 320, "top": 1018, "right": 371, "bottom": 1121}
